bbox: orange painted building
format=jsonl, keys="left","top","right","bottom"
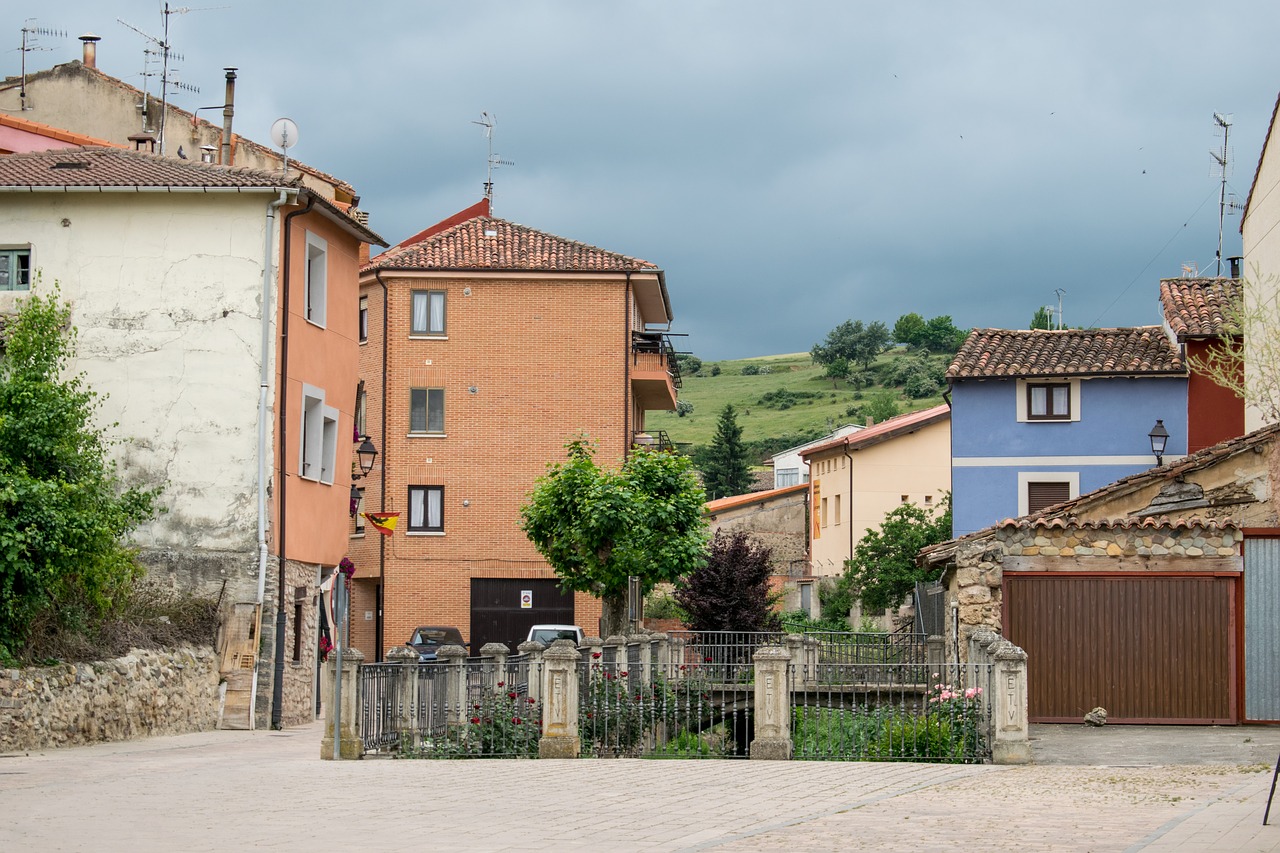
{"left": 348, "top": 201, "right": 680, "bottom": 657}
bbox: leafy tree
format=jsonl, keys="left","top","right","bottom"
{"left": 0, "top": 290, "right": 158, "bottom": 657}
{"left": 863, "top": 390, "right": 900, "bottom": 423}
{"left": 701, "top": 404, "right": 753, "bottom": 500}
{"left": 1030, "top": 306, "right": 1053, "bottom": 330}
{"left": 811, "top": 320, "right": 891, "bottom": 370}
{"left": 675, "top": 399, "right": 694, "bottom": 418}
{"left": 893, "top": 312, "right": 927, "bottom": 347}
{"left": 920, "top": 315, "right": 968, "bottom": 354}
{"left": 676, "top": 354, "right": 702, "bottom": 376}
{"left": 521, "top": 438, "right": 707, "bottom": 637}
{"left": 841, "top": 495, "right": 952, "bottom": 612}
{"left": 675, "top": 529, "right": 780, "bottom": 632}
{"left": 823, "top": 357, "right": 850, "bottom": 388}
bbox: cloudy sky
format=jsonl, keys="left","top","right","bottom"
{"left": 8, "top": 2, "right": 1280, "bottom": 359}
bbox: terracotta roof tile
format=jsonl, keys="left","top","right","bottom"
{"left": 947, "top": 327, "right": 1184, "bottom": 379}
{"left": 1159, "top": 277, "right": 1241, "bottom": 340}
{"left": 364, "top": 216, "right": 659, "bottom": 274}
{"left": 800, "top": 404, "right": 950, "bottom": 458}
{"left": 0, "top": 146, "right": 299, "bottom": 188}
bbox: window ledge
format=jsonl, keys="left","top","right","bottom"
{"left": 305, "top": 318, "right": 327, "bottom": 330}
{"left": 409, "top": 334, "right": 448, "bottom": 341}
{"left": 349, "top": 532, "right": 366, "bottom": 540}
{"left": 406, "top": 531, "right": 445, "bottom": 537}
{"left": 407, "top": 433, "right": 448, "bottom": 439}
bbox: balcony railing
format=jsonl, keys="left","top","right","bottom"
{"left": 631, "top": 331, "right": 682, "bottom": 389}
{"left": 632, "top": 430, "right": 674, "bottom": 452}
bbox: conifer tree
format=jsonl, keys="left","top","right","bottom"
{"left": 701, "top": 404, "right": 752, "bottom": 500}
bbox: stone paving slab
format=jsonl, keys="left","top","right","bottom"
{"left": 1, "top": 723, "right": 1278, "bottom": 851}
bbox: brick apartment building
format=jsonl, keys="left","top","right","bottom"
{"left": 347, "top": 199, "right": 680, "bottom": 658}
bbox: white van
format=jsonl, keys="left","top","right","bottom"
{"left": 526, "top": 624, "right": 584, "bottom": 647}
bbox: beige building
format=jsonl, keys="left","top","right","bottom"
{"left": 1241, "top": 89, "right": 1280, "bottom": 431}
{"left": 801, "top": 405, "right": 951, "bottom": 578}
{"left": 704, "top": 484, "right": 813, "bottom": 614}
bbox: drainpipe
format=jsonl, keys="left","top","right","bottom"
{"left": 624, "top": 272, "right": 632, "bottom": 457}
{"left": 252, "top": 188, "right": 296, "bottom": 730}
{"left": 271, "top": 192, "right": 317, "bottom": 730}
{"left": 373, "top": 270, "right": 390, "bottom": 662}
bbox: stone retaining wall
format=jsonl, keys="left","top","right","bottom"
{"left": 0, "top": 646, "right": 220, "bottom": 752}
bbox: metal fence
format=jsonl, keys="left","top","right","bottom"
{"left": 791, "top": 661, "right": 992, "bottom": 763}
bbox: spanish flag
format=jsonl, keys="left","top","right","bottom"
{"left": 363, "top": 512, "right": 400, "bottom": 536}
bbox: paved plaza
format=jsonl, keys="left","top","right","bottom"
{"left": 3, "top": 722, "right": 1280, "bottom": 851}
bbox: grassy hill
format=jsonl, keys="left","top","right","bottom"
{"left": 646, "top": 349, "right": 949, "bottom": 458}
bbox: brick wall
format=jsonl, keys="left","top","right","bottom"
{"left": 349, "top": 273, "right": 641, "bottom": 655}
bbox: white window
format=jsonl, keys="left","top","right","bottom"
{"left": 359, "top": 296, "right": 368, "bottom": 343}
{"left": 0, "top": 248, "right": 30, "bottom": 292}
{"left": 1016, "top": 378, "right": 1081, "bottom": 423}
{"left": 411, "top": 290, "right": 446, "bottom": 336}
{"left": 409, "top": 388, "right": 444, "bottom": 434}
{"left": 408, "top": 485, "right": 444, "bottom": 533}
{"left": 300, "top": 384, "right": 339, "bottom": 484}
{"left": 1016, "top": 471, "right": 1079, "bottom": 516}
{"left": 304, "top": 232, "right": 327, "bottom": 327}
{"left": 776, "top": 468, "right": 800, "bottom": 488}
{"left": 353, "top": 488, "right": 366, "bottom": 535}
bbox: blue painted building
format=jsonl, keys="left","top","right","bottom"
{"left": 948, "top": 326, "right": 1188, "bottom": 536}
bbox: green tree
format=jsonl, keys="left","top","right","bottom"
{"left": 823, "top": 357, "right": 850, "bottom": 388}
{"left": 842, "top": 495, "right": 952, "bottom": 611}
{"left": 920, "top": 315, "right": 968, "bottom": 354}
{"left": 893, "top": 312, "right": 927, "bottom": 347}
{"left": 811, "top": 320, "right": 891, "bottom": 370}
{"left": 863, "top": 390, "right": 900, "bottom": 423}
{"left": 0, "top": 290, "right": 158, "bottom": 657}
{"left": 701, "top": 404, "right": 753, "bottom": 500}
{"left": 675, "top": 529, "right": 780, "bottom": 632}
{"left": 521, "top": 438, "right": 708, "bottom": 637}
{"left": 1030, "top": 306, "right": 1053, "bottom": 330}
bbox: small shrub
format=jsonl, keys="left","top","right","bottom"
{"left": 741, "top": 365, "right": 760, "bottom": 376}
{"left": 676, "top": 399, "right": 694, "bottom": 417}
{"left": 710, "top": 364, "right": 721, "bottom": 376}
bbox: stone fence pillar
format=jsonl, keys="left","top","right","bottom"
{"left": 635, "top": 633, "right": 653, "bottom": 687}
{"left": 652, "top": 633, "right": 670, "bottom": 680}
{"left": 480, "top": 643, "right": 510, "bottom": 697}
{"left": 321, "top": 647, "right": 364, "bottom": 760}
{"left": 990, "top": 641, "right": 1031, "bottom": 765}
{"left": 385, "top": 645, "right": 419, "bottom": 750}
{"left": 606, "top": 634, "right": 628, "bottom": 674}
{"left": 750, "top": 646, "right": 791, "bottom": 760}
{"left": 803, "top": 636, "right": 819, "bottom": 685}
{"left": 437, "top": 644, "right": 469, "bottom": 727}
{"left": 539, "top": 640, "right": 581, "bottom": 759}
{"left": 784, "top": 634, "right": 803, "bottom": 691}
{"left": 518, "top": 641, "right": 545, "bottom": 705}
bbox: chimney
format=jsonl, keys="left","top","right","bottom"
{"left": 221, "top": 68, "right": 237, "bottom": 166}
{"left": 1228, "top": 256, "right": 1243, "bottom": 279}
{"left": 866, "top": 417, "right": 875, "bottom": 427}
{"left": 80, "top": 33, "right": 101, "bottom": 69}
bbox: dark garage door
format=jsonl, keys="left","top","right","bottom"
{"left": 470, "top": 578, "right": 576, "bottom": 656}
{"left": 1004, "top": 573, "right": 1236, "bottom": 724}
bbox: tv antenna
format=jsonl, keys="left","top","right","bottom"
{"left": 1053, "top": 288, "right": 1065, "bottom": 330}
{"left": 271, "top": 117, "right": 299, "bottom": 177}
{"left": 14, "top": 20, "right": 66, "bottom": 111}
{"left": 1211, "top": 112, "right": 1234, "bottom": 277}
{"left": 118, "top": 4, "right": 224, "bottom": 154}
{"left": 471, "top": 112, "right": 515, "bottom": 214}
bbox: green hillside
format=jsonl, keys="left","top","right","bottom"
{"left": 647, "top": 349, "right": 949, "bottom": 458}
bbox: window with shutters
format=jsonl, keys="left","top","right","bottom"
{"left": 1027, "top": 480, "right": 1072, "bottom": 513}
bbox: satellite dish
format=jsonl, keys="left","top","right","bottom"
{"left": 270, "top": 117, "right": 299, "bottom": 150}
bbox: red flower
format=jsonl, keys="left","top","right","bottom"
{"left": 586, "top": 712, "right": 593, "bottom": 719}
{"left": 527, "top": 697, "right": 537, "bottom": 705}
{"left": 474, "top": 703, "right": 481, "bottom": 710}
{"left": 620, "top": 671, "right": 628, "bottom": 677}
{"left": 497, "top": 681, "right": 505, "bottom": 687}
{"left": 508, "top": 691, "right": 518, "bottom": 699}
{"left": 470, "top": 717, "right": 481, "bottom": 724}
{"left": 592, "top": 652, "right": 602, "bottom": 659}
{"left": 512, "top": 717, "right": 522, "bottom": 724}
{"left": 704, "top": 656, "right": 713, "bottom": 663}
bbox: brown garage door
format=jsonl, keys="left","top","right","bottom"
{"left": 1004, "top": 573, "right": 1236, "bottom": 724}
{"left": 470, "top": 579, "right": 576, "bottom": 657}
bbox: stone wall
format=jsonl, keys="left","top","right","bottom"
{"left": 0, "top": 646, "right": 220, "bottom": 752}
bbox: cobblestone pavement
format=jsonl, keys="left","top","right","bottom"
{"left": 2, "top": 723, "right": 1278, "bottom": 852}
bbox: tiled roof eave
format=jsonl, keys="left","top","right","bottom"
{"left": 953, "top": 368, "right": 1188, "bottom": 379}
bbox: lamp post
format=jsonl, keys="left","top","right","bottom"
{"left": 1148, "top": 420, "right": 1169, "bottom": 467}
{"left": 349, "top": 436, "right": 378, "bottom": 518}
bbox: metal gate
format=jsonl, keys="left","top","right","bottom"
{"left": 1004, "top": 573, "right": 1236, "bottom": 724}
{"left": 1244, "top": 538, "right": 1280, "bottom": 722}
{"left": 470, "top": 578, "right": 575, "bottom": 656}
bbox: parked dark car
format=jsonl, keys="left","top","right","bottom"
{"left": 408, "top": 626, "right": 466, "bottom": 662}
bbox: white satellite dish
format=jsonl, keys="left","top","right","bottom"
{"left": 270, "top": 117, "right": 299, "bottom": 150}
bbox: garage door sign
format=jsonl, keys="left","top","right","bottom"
{"left": 520, "top": 590, "right": 532, "bottom": 609}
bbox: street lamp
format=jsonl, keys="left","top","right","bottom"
{"left": 1148, "top": 420, "right": 1169, "bottom": 466}
{"left": 350, "top": 436, "right": 378, "bottom": 517}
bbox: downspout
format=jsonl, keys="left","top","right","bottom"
{"left": 252, "top": 188, "right": 295, "bottom": 730}
{"left": 374, "top": 270, "right": 390, "bottom": 662}
{"left": 624, "top": 272, "right": 632, "bottom": 458}
{"left": 271, "top": 192, "right": 317, "bottom": 730}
